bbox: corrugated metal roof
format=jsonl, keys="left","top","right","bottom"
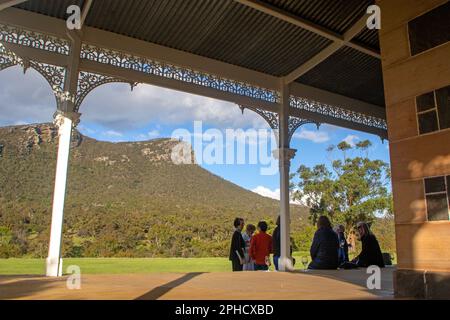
{"left": 82, "top": 0, "right": 334, "bottom": 77}
{"left": 16, "top": 0, "right": 84, "bottom": 19}
{"left": 298, "top": 46, "right": 384, "bottom": 106}
{"left": 263, "top": 0, "right": 375, "bottom": 34}
{"left": 13, "top": 0, "right": 384, "bottom": 106}
{"left": 354, "top": 28, "right": 380, "bottom": 50}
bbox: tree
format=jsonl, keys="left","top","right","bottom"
{"left": 291, "top": 140, "right": 392, "bottom": 232}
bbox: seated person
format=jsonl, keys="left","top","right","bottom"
{"left": 352, "top": 222, "right": 385, "bottom": 268}
{"left": 308, "top": 216, "right": 339, "bottom": 270}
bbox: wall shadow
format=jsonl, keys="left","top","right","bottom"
{"left": 135, "top": 272, "right": 204, "bottom": 300}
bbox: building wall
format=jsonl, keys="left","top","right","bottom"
{"left": 378, "top": 0, "right": 450, "bottom": 280}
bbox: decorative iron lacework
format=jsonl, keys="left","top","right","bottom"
{"left": 0, "top": 42, "right": 21, "bottom": 71}
{"left": 0, "top": 24, "right": 69, "bottom": 55}
{"left": 80, "top": 44, "right": 279, "bottom": 104}
{"left": 239, "top": 105, "right": 279, "bottom": 130}
{"left": 239, "top": 104, "right": 317, "bottom": 144}
{"left": 288, "top": 117, "right": 321, "bottom": 143}
{"left": 29, "top": 61, "right": 66, "bottom": 92}
{"left": 75, "top": 71, "right": 138, "bottom": 112}
{"left": 290, "top": 95, "right": 387, "bottom": 130}
{"left": 1, "top": 43, "right": 66, "bottom": 108}
{"left": 29, "top": 61, "right": 66, "bottom": 109}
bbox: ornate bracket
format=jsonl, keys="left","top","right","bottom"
{"left": 1, "top": 42, "right": 67, "bottom": 109}
{"left": 75, "top": 71, "right": 139, "bottom": 112}
{"left": 238, "top": 104, "right": 279, "bottom": 130}
{"left": 288, "top": 116, "right": 321, "bottom": 144}
{"left": 238, "top": 104, "right": 321, "bottom": 145}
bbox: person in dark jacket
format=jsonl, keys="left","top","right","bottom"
{"left": 352, "top": 222, "right": 385, "bottom": 268}
{"left": 272, "top": 216, "right": 295, "bottom": 271}
{"left": 272, "top": 216, "right": 281, "bottom": 270}
{"left": 336, "top": 225, "right": 349, "bottom": 265}
{"left": 229, "top": 217, "right": 246, "bottom": 271}
{"left": 308, "top": 216, "right": 339, "bottom": 270}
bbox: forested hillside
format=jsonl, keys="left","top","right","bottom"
{"left": 0, "top": 123, "right": 312, "bottom": 258}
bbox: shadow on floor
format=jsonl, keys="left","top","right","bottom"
{"left": 135, "top": 272, "right": 204, "bottom": 300}
{"left": 0, "top": 276, "right": 61, "bottom": 300}
{"left": 291, "top": 266, "right": 395, "bottom": 298}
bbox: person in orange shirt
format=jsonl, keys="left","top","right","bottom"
{"left": 250, "top": 221, "right": 273, "bottom": 271}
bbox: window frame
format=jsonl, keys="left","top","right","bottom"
{"left": 423, "top": 175, "right": 450, "bottom": 222}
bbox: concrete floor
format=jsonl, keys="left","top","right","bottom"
{"left": 0, "top": 267, "right": 395, "bottom": 300}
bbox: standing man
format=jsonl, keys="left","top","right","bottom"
{"left": 229, "top": 218, "right": 245, "bottom": 272}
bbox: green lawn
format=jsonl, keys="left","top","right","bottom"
{"left": 0, "top": 251, "right": 393, "bottom": 275}
{"left": 0, "top": 252, "right": 311, "bottom": 275}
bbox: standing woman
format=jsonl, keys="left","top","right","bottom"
{"left": 242, "top": 224, "right": 256, "bottom": 271}
{"left": 229, "top": 218, "right": 246, "bottom": 272}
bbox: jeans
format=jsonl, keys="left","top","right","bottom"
{"left": 254, "top": 264, "right": 269, "bottom": 271}
{"left": 273, "top": 256, "right": 279, "bottom": 271}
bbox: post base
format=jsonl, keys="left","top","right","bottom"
{"left": 278, "top": 256, "right": 295, "bottom": 272}
{"left": 46, "top": 257, "right": 63, "bottom": 277}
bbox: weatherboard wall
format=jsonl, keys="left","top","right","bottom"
{"left": 378, "top": 0, "right": 450, "bottom": 298}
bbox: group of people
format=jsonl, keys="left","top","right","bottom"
{"left": 229, "top": 216, "right": 293, "bottom": 272}
{"left": 229, "top": 218, "right": 272, "bottom": 271}
{"left": 229, "top": 215, "right": 385, "bottom": 272}
{"left": 309, "top": 216, "right": 385, "bottom": 270}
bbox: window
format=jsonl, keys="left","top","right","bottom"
{"left": 424, "top": 176, "right": 450, "bottom": 221}
{"left": 408, "top": 2, "right": 450, "bottom": 56}
{"left": 416, "top": 85, "right": 450, "bottom": 135}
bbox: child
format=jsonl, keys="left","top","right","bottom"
{"left": 242, "top": 224, "right": 256, "bottom": 271}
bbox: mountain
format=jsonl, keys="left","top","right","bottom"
{"left": 0, "top": 123, "right": 309, "bottom": 258}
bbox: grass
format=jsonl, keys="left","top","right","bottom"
{"left": 0, "top": 252, "right": 395, "bottom": 275}
{"left": 0, "top": 252, "right": 309, "bottom": 275}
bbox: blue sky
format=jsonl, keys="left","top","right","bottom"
{"left": 0, "top": 65, "right": 391, "bottom": 200}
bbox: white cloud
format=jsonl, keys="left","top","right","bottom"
{"left": 103, "top": 130, "right": 123, "bottom": 137}
{"left": 252, "top": 186, "right": 302, "bottom": 204}
{"left": 0, "top": 66, "right": 269, "bottom": 132}
{"left": 343, "top": 134, "right": 360, "bottom": 147}
{"left": 293, "top": 129, "right": 330, "bottom": 143}
{"left": 0, "top": 66, "right": 56, "bottom": 126}
{"left": 80, "top": 82, "right": 268, "bottom": 132}
{"left": 135, "top": 129, "right": 160, "bottom": 140}
{"left": 252, "top": 186, "right": 280, "bottom": 200}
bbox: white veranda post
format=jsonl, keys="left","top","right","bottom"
{"left": 46, "top": 114, "right": 74, "bottom": 277}
{"left": 46, "top": 31, "right": 81, "bottom": 277}
{"left": 276, "top": 83, "right": 297, "bottom": 271}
